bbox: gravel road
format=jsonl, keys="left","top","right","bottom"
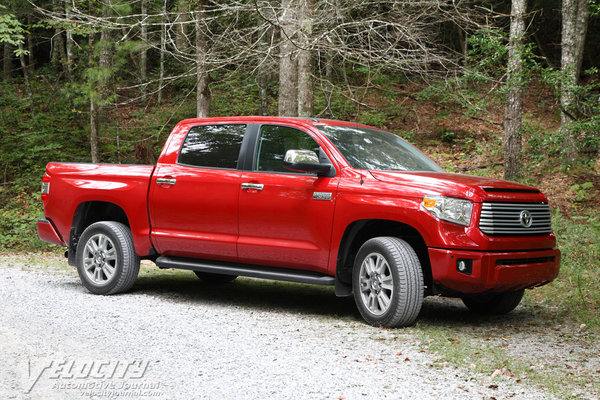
{"left": 1, "top": 261, "right": 557, "bottom": 400}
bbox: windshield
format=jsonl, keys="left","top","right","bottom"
{"left": 318, "top": 125, "right": 444, "bottom": 172}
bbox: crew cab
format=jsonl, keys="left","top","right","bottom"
{"left": 37, "top": 117, "right": 560, "bottom": 327}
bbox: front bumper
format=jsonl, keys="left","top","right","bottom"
{"left": 428, "top": 247, "right": 560, "bottom": 294}
{"left": 37, "top": 219, "right": 65, "bottom": 246}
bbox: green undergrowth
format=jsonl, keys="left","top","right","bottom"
{"left": 525, "top": 210, "right": 600, "bottom": 329}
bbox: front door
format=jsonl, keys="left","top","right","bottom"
{"left": 238, "top": 124, "right": 339, "bottom": 273}
{"left": 149, "top": 124, "right": 246, "bottom": 261}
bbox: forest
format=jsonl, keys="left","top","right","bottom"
{"left": 0, "top": 1, "right": 599, "bottom": 324}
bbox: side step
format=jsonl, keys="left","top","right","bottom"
{"left": 155, "top": 256, "right": 335, "bottom": 286}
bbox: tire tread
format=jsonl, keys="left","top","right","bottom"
{"left": 353, "top": 236, "right": 424, "bottom": 328}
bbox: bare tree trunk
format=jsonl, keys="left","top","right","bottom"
{"left": 140, "top": 0, "right": 148, "bottom": 101}
{"left": 88, "top": 31, "right": 99, "bottom": 163}
{"left": 503, "top": 0, "right": 526, "bottom": 181}
{"left": 175, "top": 0, "right": 189, "bottom": 53}
{"left": 297, "top": 0, "right": 313, "bottom": 117}
{"left": 55, "top": 28, "right": 68, "bottom": 77}
{"left": 561, "top": 0, "right": 590, "bottom": 164}
{"left": 158, "top": 0, "right": 166, "bottom": 105}
{"left": 17, "top": 42, "right": 35, "bottom": 115}
{"left": 3, "top": 44, "right": 11, "bottom": 82}
{"left": 65, "top": 0, "right": 73, "bottom": 78}
{"left": 257, "top": 23, "right": 273, "bottom": 116}
{"left": 322, "top": 50, "right": 334, "bottom": 117}
{"left": 96, "top": 7, "right": 114, "bottom": 161}
{"left": 90, "top": 97, "right": 99, "bottom": 163}
{"left": 258, "top": 69, "right": 269, "bottom": 116}
{"left": 278, "top": 0, "right": 298, "bottom": 117}
{"left": 195, "top": 6, "right": 210, "bottom": 118}
{"left": 457, "top": 24, "right": 468, "bottom": 67}
{"left": 27, "top": 15, "right": 34, "bottom": 71}
{"left": 573, "top": 0, "right": 589, "bottom": 79}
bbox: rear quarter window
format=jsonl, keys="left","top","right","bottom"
{"left": 178, "top": 124, "right": 246, "bottom": 169}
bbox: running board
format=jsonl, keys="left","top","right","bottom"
{"left": 155, "top": 256, "right": 335, "bottom": 286}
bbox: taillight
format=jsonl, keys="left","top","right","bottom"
{"left": 41, "top": 174, "right": 50, "bottom": 201}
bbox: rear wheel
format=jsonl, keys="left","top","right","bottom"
{"left": 76, "top": 221, "right": 140, "bottom": 294}
{"left": 461, "top": 289, "right": 524, "bottom": 315}
{"left": 193, "top": 271, "right": 237, "bottom": 284}
{"left": 352, "top": 237, "right": 424, "bottom": 328}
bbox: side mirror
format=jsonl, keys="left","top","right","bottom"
{"left": 283, "top": 149, "right": 332, "bottom": 176}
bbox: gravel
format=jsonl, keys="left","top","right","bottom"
{"left": 0, "top": 263, "right": 558, "bottom": 400}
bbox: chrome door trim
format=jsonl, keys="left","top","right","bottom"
{"left": 156, "top": 178, "right": 177, "bottom": 185}
{"left": 241, "top": 183, "right": 264, "bottom": 191}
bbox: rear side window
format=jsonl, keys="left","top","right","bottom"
{"left": 178, "top": 124, "right": 246, "bottom": 169}
{"left": 256, "top": 125, "right": 321, "bottom": 173}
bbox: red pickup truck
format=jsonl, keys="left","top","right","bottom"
{"left": 38, "top": 117, "right": 560, "bottom": 327}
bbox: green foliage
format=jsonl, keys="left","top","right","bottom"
{"left": 211, "top": 73, "right": 261, "bottom": 116}
{"left": 541, "top": 67, "right": 600, "bottom": 164}
{"left": 416, "top": 78, "right": 494, "bottom": 116}
{"left": 524, "top": 118, "right": 563, "bottom": 166}
{"left": 0, "top": 4, "right": 26, "bottom": 48}
{"left": 0, "top": 191, "right": 51, "bottom": 251}
{"left": 538, "top": 210, "right": 600, "bottom": 328}
{"left": 314, "top": 86, "right": 355, "bottom": 119}
{"left": 0, "top": 80, "right": 89, "bottom": 190}
{"left": 466, "top": 28, "right": 508, "bottom": 82}
{"left": 440, "top": 130, "right": 456, "bottom": 143}
{"left": 358, "top": 111, "right": 387, "bottom": 127}
{"left": 569, "top": 182, "right": 594, "bottom": 202}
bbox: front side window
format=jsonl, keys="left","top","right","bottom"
{"left": 255, "top": 125, "right": 321, "bottom": 173}
{"left": 318, "top": 125, "right": 443, "bottom": 172}
{"left": 178, "top": 124, "right": 246, "bottom": 169}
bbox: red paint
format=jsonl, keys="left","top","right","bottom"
{"left": 37, "top": 219, "right": 65, "bottom": 246}
{"left": 148, "top": 164, "right": 241, "bottom": 261}
{"left": 38, "top": 117, "right": 560, "bottom": 294}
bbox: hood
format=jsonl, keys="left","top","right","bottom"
{"left": 369, "top": 171, "right": 548, "bottom": 203}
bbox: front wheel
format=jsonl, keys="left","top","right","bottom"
{"left": 76, "top": 221, "right": 140, "bottom": 295}
{"left": 352, "top": 237, "right": 424, "bottom": 328}
{"left": 461, "top": 289, "right": 525, "bottom": 315}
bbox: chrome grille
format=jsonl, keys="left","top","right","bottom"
{"left": 479, "top": 202, "right": 552, "bottom": 236}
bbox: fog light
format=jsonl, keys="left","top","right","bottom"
{"left": 456, "top": 259, "right": 473, "bottom": 275}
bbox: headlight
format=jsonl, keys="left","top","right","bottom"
{"left": 422, "top": 195, "right": 473, "bottom": 226}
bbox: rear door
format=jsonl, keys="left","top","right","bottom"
{"left": 149, "top": 123, "right": 248, "bottom": 261}
{"left": 237, "top": 124, "right": 339, "bottom": 273}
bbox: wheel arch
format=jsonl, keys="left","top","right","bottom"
{"left": 334, "top": 219, "right": 432, "bottom": 296}
{"left": 67, "top": 201, "right": 131, "bottom": 266}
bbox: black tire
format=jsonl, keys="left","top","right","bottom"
{"left": 352, "top": 236, "right": 424, "bottom": 328}
{"left": 76, "top": 221, "right": 140, "bottom": 295}
{"left": 193, "top": 271, "right": 237, "bottom": 284}
{"left": 461, "top": 289, "right": 524, "bottom": 315}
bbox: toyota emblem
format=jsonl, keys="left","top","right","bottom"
{"left": 519, "top": 210, "right": 533, "bottom": 228}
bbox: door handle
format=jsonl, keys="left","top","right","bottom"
{"left": 156, "top": 178, "right": 177, "bottom": 186}
{"left": 241, "top": 182, "right": 264, "bottom": 191}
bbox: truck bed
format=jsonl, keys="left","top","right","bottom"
{"left": 42, "top": 163, "right": 155, "bottom": 255}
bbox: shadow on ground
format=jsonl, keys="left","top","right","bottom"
{"left": 99, "top": 270, "right": 555, "bottom": 330}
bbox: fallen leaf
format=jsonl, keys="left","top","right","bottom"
{"left": 404, "top": 357, "right": 410, "bottom": 362}
{"left": 396, "top": 352, "right": 403, "bottom": 356}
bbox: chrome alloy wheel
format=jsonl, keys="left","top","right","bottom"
{"left": 83, "top": 233, "right": 117, "bottom": 284}
{"left": 358, "top": 252, "right": 394, "bottom": 316}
